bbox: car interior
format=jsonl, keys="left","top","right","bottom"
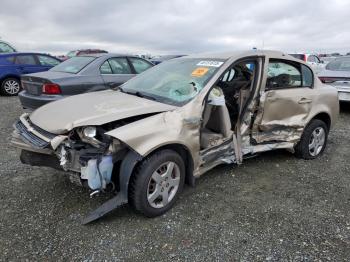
{"left": 200, "top": 61, "right": 256, "bottom": 149}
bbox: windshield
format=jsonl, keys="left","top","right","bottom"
{"left": 50, "top": 56, "right": 96, "bottom": 74}
{"left": 121, "top": 58, "right": 225, "bottom": 105}
{"left": 326, "top": 57, "right": 350, "bottom": 71}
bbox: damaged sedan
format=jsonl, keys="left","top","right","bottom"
{"left": 11, "top": 50, "right": 339, "bottom": 223}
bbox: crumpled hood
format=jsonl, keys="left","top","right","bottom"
{"left": 30, "top": 90, "right": 176, "bottom": 134}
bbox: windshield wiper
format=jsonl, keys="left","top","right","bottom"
{"left": 119, "top": 88, "right": 157, "bottom": 101}
{"left": 134, "top": 91, "right": 157, "bottom": 101}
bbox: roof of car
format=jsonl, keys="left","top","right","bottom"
{"left": 185, "top": 50, "right": 291, "bottom": 59}
{"left": 78, "top": 53, "right": 145, "bottom": 59}
{"left": 184, "top": 50, "right": 308, "bottom": 64}
{"left": 0, "top": 52, "right": 55, "bottom": 57}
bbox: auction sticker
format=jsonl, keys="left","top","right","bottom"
{"left": 191, "top": 67, "right": 209, "bottom": 77}
{"left": 197, "top": 61, "right": 224, "bottom": 67}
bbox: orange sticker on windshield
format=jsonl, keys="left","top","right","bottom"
{"left": 191, "top": 67, "right": 209, "bottom": 77}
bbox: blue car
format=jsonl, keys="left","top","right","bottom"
{"left": 0, "top": 52, "right": 61, "bottom": 96}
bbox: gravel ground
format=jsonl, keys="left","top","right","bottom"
{"left": 0, "top": 96, "right": 349, "bottom": 261}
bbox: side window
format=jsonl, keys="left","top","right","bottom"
{"left": 108, "top": 57, "right": 132, "bottom": 74}
{"left": 15, "top": 55, "right": 37, "bottom": 65}
{"left": 129, "top": 58, "right": 153, "bottom": 74}
{"left": 301, "top": 65, "right": 313, "bottom": 87}
{"left": 307, "top": 55, "right": 317, "bottom": 63}
{"left": 266, "top": 61, "right": 302, "bottom": 89}
{"left": 0, "top": 42, "right": 15, "bottom": 53}
{"left": 221, "top": 68, "right": 235, "bottom": 82}
{"left": 220, "top": 62, "right": 255, "bottom": 82}
{"left": 6, "top": 56, "right": 15, "bottom": 63}
{"left": 100, "top": 60, "right": 113, "bottom": 74}
{"left": 37, "top": 55, "right": 60, "bottom": 66}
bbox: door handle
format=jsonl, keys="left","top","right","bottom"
{"left": 298, "top": 98, "right": 312, "bottom": 104}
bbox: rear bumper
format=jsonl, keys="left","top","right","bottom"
{"left": 338, "top": 91, "right": 350, "bottom": 102}
{"left": 18, "top": 91, "right": 63, "bottom": 110}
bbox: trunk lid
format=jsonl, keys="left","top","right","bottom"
{"left": 21, "top": 71, "right": 74, "bottom": 96}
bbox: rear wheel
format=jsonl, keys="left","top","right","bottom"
{"left": 129, "top": 149, "right": 185, "bottom": 217}
{"left": 0, "top": 78, "right": 21, "bottom": 96}
{"left": 295, "top": 119, "right": 328, "bottom": 159}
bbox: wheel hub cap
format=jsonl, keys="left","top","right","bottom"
{"left": 147, "top": 161, "right": 180, "bottom": 209}
{"left": 308, "top": 127, "right": 326, "bottom": 156}
{"left": 4, "top": 80, "right": 20, "bottom": 94}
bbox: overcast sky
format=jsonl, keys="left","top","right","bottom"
{"left": 0, "top": 0, "right": 349, "bottom": 55}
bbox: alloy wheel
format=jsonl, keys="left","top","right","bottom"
{"left": 4, "top": 79, "right": 20, "bottom": 95}
{"left": 308, "top": 127, "right": 326, "bottom": 156}
{"left": 147, "top": 161, "right": 181, "bottom": 208}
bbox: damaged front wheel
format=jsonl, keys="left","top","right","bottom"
{"left": 129, "top": 149, "right": 185, "bottom": 217}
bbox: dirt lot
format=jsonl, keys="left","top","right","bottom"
{"left": 0, "top": 96, "right": 349, "bottom": 261}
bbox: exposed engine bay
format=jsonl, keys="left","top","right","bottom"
{"left": 15, "top": 113, "right": 157, "bottom": 195}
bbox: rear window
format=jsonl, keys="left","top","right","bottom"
{"left": 289, "top": 54, "right": 306, "bottom": 61}
{"left": 51, "top": 56, "right": 95, "bottom": 74}
{"left": 326, "top": 57, "right": 350, "bottom": 71}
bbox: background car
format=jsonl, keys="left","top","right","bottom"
{"left": 150, "top": 54, "right": 185, "bottom": 65}
{"left": 0, "top": 40, "right": 16, "bottom": 53}
{"left": 19, "top": 53, "right": 154, "bottom": 110}
{"left": 59, "top": 49, "right": 108, "bottom": 61}
{"left": 320, "top": 56, "right": 337, "bottom": 65}
{"left": 289, "top": 53, "right": 325, "bottom": 74}
{"left": 0, "top": 52, "right": 61, "bottom": 96}
{"left": 318, "top": 56, "right": 350, "bottom": 102}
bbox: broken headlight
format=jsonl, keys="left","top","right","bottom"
{"left": 83, "top": 126, "right": 97, "bottom": 138}
{"left": 77, "top": 126, "right": 105, "bottom": 148}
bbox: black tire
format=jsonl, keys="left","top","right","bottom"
{"left": 294, "top": 119, "right": 328, "bottom": 159}
{"left": 0, "top": 77, "right": 21, "bottom": 96}
{"left": 129, "top": 149, "right": 185, "bottom": 217}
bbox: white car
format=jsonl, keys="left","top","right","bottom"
{"left": 318, "top": 56, "right": 350, "bottom": 102}
{"left": 289, "top": 53, "right": 325, "bottom": 74}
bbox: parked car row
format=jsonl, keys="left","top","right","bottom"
{"left": 289, "top": 53, "right": 325, "bottom": 74}
{"left": 11, "top": 50, "right": 339, "bottom": 223}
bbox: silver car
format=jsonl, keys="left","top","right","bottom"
{"left": 319, "top": 56, "right": 350, "bottom": 102}
{"left": 12, "top": 50, "right": 339, "bottom": 223}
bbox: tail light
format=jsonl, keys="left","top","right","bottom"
{"left": 319, "top": 77, "right": 350, "bottom": 83}
{"left": 303, "top": 54, "right": 307, "bottom": 62}
{"left": 42, "top": 83, "right": 61, "bottom": 94}
{"left": 319, "top": 77, "right": 335, "bottom": 83}
{"left": 20, "top": 80, "right": 26, "bottom": 90}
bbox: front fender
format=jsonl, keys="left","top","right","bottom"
{"left": 105, "top": 110, "right": 200, "bottom": 168}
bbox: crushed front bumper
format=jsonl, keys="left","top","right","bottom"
{"left": 11, "top": 113, "right": 56, "bottom": 155}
